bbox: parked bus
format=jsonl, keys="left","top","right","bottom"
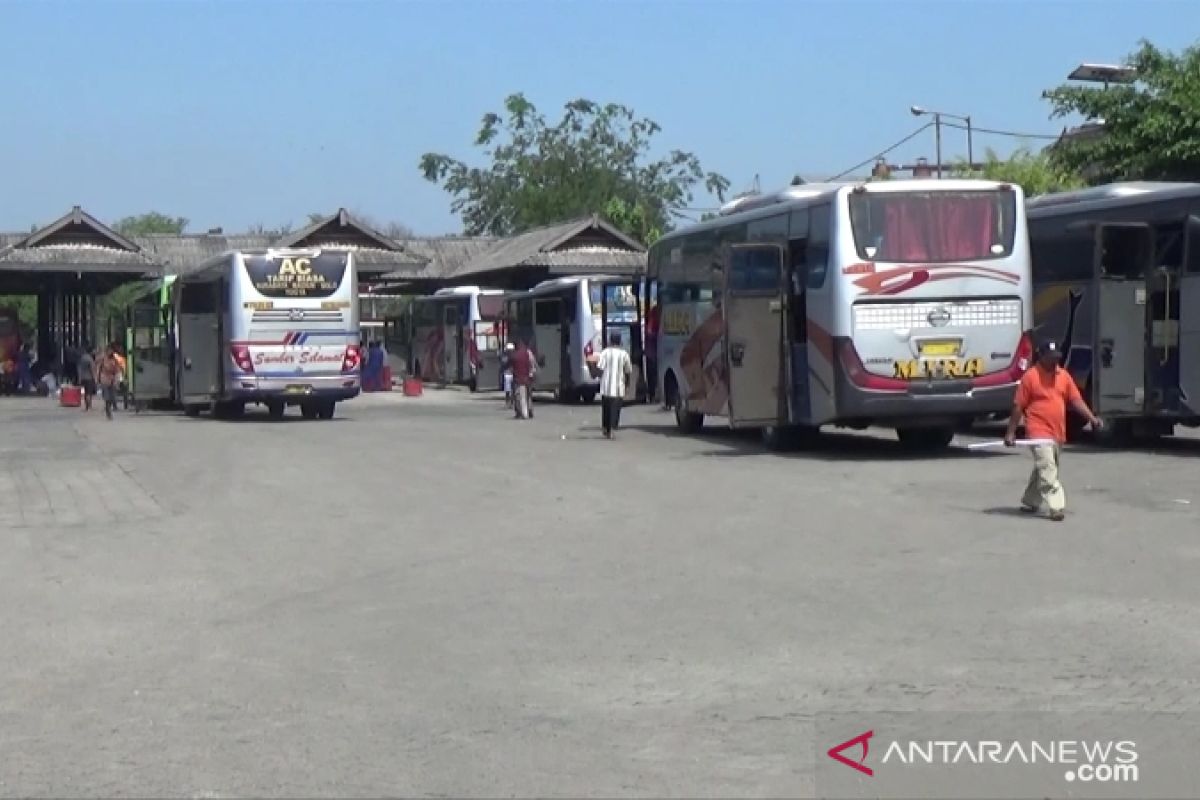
{"left": 1026, "top": 181, "right": 1200, "bottom": 441}
{"left": 409, "top": 287, "right": 505, "bottom": 391}
{"left": 647, "top": 179, "right": 1033, "bottom": 450}
{"left": 502, "top": 275, "right": 644, "bottom": 404}
{"left": 172, "top": 248, "right": 361, "bottom": 420}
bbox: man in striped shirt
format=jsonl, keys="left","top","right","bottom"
{"left": 593, "top": 332, "right": 633, "bottom": 439}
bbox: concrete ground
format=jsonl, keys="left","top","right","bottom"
{"left": 1, "top": 389, "right": 1198, "bottom": 797}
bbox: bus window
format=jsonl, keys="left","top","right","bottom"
{"left": 807, "top": 204, "right": 831, "bottom": 288}
{"left": 729, "top": 247, "right": 782, "bottom": 293}
{"left": 517, "top": 299, "right": 534, "bottom": 328}
{"left": 850, "top": 189, "right": 1016, "bottom": 263}
{"left": 534, "top": 299, "right": 562, "bottom": 325}
{"left": 179, "top": 281, "right": 218, "bottom": 314}
{"left": 1186, "top": 215, "right": 1200, "bottom": 273}
{"left": 477, "top": 295, "right": 504, "bottom": 321}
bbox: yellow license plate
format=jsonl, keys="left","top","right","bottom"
{"left": 284, "top": 384, "right": 310, "bottom": 394}
{"left": 919, "top": 341, "right": 960, "bottom": 357}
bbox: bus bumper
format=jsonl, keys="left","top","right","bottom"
{"left": 833, "top": 372, "right": 1016, "bottom": 426}
{"left": 229, "top": 375, "right": 361, "bottom": 403}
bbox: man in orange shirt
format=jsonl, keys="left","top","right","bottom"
{"left": 1004, "top": 340, "right": 1103, "bottom": 521}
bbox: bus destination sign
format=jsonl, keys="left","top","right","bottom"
{"left": 244, "top": 253, "right": 348, "bottom": 299}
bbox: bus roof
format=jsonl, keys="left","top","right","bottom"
{"left": 430, "top": 286, "right": 504, "bottom": 297}
{"left": 504, "top": 274, "right": 632, "bottom": 300}
{"left": 656, "top": 178, "right": 1019, "bottom": 247}
{"left": 1026, "top": 181, "right": 1200, "bottom": 216}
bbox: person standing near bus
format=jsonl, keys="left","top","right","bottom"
{"left": 77, "top": 344, "right": 97, "bottom": 412}
{"left": 1003, "top": 339, "right": 1103, "bottom": 521}
{"left": 500, "top": 342, "right": 515, "bottom": 408}
{"left": 96, "top": 345, "right": 122, "bottom": 420}
{"left": 510, "top": 339, "right": 537, "bottom": 420}
{"left": 593, "top": 332, "right": 633, "bottom": 439}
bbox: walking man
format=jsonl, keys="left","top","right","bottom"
{"left": 1004, "top": 339, "right": 1103, "bottom": 521}
{"left": 96, "top": 345, "right": 122, "bottom": 420}
{"left": 593, "top": 332, "right": 633, "bottom": 439}
{"left": 77, "top": 344, "right": 96, "bottom": 412}
{"left": 510, "top": 339, "right": 537, "bottom": 420}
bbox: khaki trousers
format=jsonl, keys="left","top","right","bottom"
{"left": 1022, "top": 443, "right": 1065, "bottom": 513}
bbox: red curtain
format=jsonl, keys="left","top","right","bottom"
{"left": 879, "top": 195, "right": 995, "bottom": 262}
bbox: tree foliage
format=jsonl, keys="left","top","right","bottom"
{"left": 113, "top": 212, "right": 188, "bottom": 237}
{"left": 953, "top": 146, "right": 1084, "bottom": 197}
{"left": 1043, "top": 40, "right": 1200, "bottom": 183}
{"left": 419, "top": 93, "right": 730, "bottom": 244}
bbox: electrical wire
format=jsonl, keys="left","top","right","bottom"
{"left": 941, "top": 120, "right": 1061, "bottom": 141}
{"left": 825, "top": 122, "right": 935, "bottom": 181}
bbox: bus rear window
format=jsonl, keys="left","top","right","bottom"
{"left": 243, "top": 252, "right": 348, "bottom": 298}
{"left": 477, "top": 295, "right": 504, "bottom": 321}
{"left": 850, "top": 190, "right": 1016, "bottom": 263}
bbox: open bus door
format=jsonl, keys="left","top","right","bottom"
{"left": 1091, "top": 223, "right": 1154, "bottom": 419}
{"left": 723, "top": 243, "right": 787, "bottom": 426}
{"left": 599, "top": 279, "right": 644, "bottom": 402}
{"left": 473, "top": 319, "right": 501, "bottom": 392}
{"left": 175, "top": 278, "right": 223, "bottom": 408}
{"left": 127, "top": 285, "right": 174, "bottom": 408}
{"left": 1179, "top": 215, "right": 1200, "bottom": 416}
{"left": 532, "top": 297, "right": 564, "bottom": 392}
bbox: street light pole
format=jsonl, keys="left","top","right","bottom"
{"left": 934, "top": 113, "right": 943, "bottom": 178}
{"left": 911, "top": 105, "right": 971, "bottom": 177}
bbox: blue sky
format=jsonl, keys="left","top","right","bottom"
{"left": 2, "top": 0, "right": 1195, "bottom": 236}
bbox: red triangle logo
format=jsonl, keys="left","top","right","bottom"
{"left": 827, "top": 730, "right": 874, "bottom": 776}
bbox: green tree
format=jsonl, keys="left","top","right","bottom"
{"left": 1042, "top": 40, "right": 1200, "bottom": 183}
{"left": 419, "top": 93, "right": 729, "bottom": 244}
{"left": 953, "top": 146, "right": 1084, "bottom": 197}
{"left": 113, "top": 212, "right": 188, "bottom": 237}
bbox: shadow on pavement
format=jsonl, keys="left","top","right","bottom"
{"left": 623, "top": 420, "right": 1008, "bottom": 462}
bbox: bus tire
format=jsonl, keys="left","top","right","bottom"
{"left": 896, "top": 426, "right": 954, "bottom": 451}
{"left": 183, "top": 404, "right": 202, "bottom": 418}
{"left": 672, "top": 392, "right": 704, "bottom": 433}
{"left": 317, "top": 402, "right": 336, "bottom": 420}
{"left": 580, "top": 389, "right": 596, "bottom": 405}
{"left": 267, "top": 401, "right": 286, "bottom": 420}
{"left": 761, "top": 425, "right": 791, "bottom": 451}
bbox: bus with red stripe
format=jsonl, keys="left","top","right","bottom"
{"left": 172, "top": 247, "right": 360, "bottom": 420}
{"left": 647, "top": 179, "right": 1032, "bottom": 451}
{"left": 408, "top": 287, "right": 505, "bottom": 391}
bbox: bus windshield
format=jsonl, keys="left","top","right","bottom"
{"left": 849, "top": 190, "right": 1016, "bottom": 263}
{"left": 243, "top": 252, "right": 348, "bottom": 299}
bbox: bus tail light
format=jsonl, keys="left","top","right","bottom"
{"left": 837, "top": 338, "right": 908, "bottom": 392}
{"left": 972, "top": 331, "right": 1033, "bottom": 388}
{"left": 341, "top": 344, "right": 362, "bottom": 373}
{"left": 230, "top": 345, "right": 254, "bottom": 373}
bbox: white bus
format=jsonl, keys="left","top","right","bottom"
{"left": 173, "top": 247, "right": 361, "bottom": 420}
{"left": 1026, "top": 182, "right": 1200, "bottom": 442}
{"left": 409, "top": 286, "right": 506, "bottom": 391}
{"left": 502, "top": 275, "right": 643, "bottom": 404}
{"left": 648, "top": 179, "right": 1033, "bottom": 450}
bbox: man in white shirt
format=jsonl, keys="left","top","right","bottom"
{"left": 593, "top": 332, "right": 633, "bottom": 439}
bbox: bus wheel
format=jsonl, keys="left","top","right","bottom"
{"left": 580, "top": 389, "right": 597, "bottom": 405}
{"left": 267, "top": 401, "right": 286, "bottom": 420}
{"left": 317, "top": 402, "right": 336, "bottom": 420}
{"left": 183, "top": 404, "right": 202, "bottom": 418}
{"left": 896, "top": 426, "right": 954, "bottom": 451}
{"left": 761, "top": 425, "right": 791, "bottom": 451}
